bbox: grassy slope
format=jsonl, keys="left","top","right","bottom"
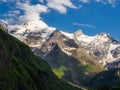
{"left": 46, "top": 45, "right": 104, "bottom": 86}
{"left": 0, "top": 28, "right": 82, "bottom": 90}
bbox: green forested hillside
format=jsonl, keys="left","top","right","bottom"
{"left": 0, "top": 28, "right": 82, "bottom": 90}
{"left": 88, "top": 68, "right": 120, "bottom": 90}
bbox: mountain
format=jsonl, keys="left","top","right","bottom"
{"left": 73, "top": 30, "right": 120, "bottom": 66}
{"left": 6, "top": 20, "right": 104, "bottom": 86}
{"left": 87, "top": 68, "right": 120, "bottom": 90}
{"left": 0, "top": 27, "right": 83, "bottom": 90}
{"left": 7, "top": 21, "right": 120, "bottom": 67}
{"left": 2, "top": 20, "right": 120, "bottom": 85}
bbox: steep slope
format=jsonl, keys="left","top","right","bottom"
{"left": 88, "top": 68, "right": 120, "bottom": 90}
{"left": 105, "top": 58, "right": 120, "bottom": 69}
{"left": 0, "top": 28, "right": 82, "bottom": 90}
{"left": 43, "top": 31, "right": 103, "bottom": 85}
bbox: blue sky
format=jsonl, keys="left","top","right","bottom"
{"left": 0, "top": 0, "right": 120, "bottom": 40}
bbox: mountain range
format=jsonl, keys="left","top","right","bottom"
{"left": 1, "top": 20, "right": 120, "bottom": 89}
{"left": 4, "top": 20, "right": 120, "bottom": 67}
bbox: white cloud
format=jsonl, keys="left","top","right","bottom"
{"left": 79, "top": 0, "right": 90, "bottom": 3}
{"left": 0, "top": 0, "right": 31, "bottom": 5}
{"left": 107, "top": 0, "right": 116, "bottom": 7}
{"left": 39, "top": 0, "right": 44, "bottom": 3}
{"left": 95, "top": 0, "right": 116, "bottom": 6}
{"left": 8, "top": 10, "right": 20, "bottom": 16}
{"left": 13, "top": 10, "right": 20, "bottom": 14}
{"left": 14, "top": 1, "right": 49, "bottom": 23}
{"left": 5, "top": 1, "right": 49, "bottom": 24}
{"left": 73, "top": 23, "right": 96, "bottom": 29}
{"left": 96, "top": 0, "right": 107, "bottom": 4}
{"left": 1, "top": 0, "right": 7, "bottom": 2}
{"left": 46, "top": 0, "right": 78, "bottom": 14}
{"left": 3, "top": 10, "right": 20, "bottom": 21}
{"left": 2, "top": 0, "right": 119, "bottom": 24}
{"left": 79, "top": 0, "right": 118, "bottom": 7}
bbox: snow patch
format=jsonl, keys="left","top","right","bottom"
{"left": 60, "top": 31, "right": 74, "bottom": 39}
{"left": 61, "top": 49, "right": 72, "bottom": 56}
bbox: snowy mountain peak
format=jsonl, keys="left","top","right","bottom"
{"left": 95, "top": 32, "right": 120, "bottom": 44}
{"left": 73, "top": 30, "right": 95, "bottom": 44}
{"left": 98, "top": 32, "right": 110, "bottom": 36}
{"left": 8, "top": 20, "right": 56, "bottom": 43}
{"left": 74, "top": 30, "right": 84, "bottom": 36}
{"left": 9, "top": 20, "right": 56, "bottom": 33}
{"left": 97, "top": 32, "right": 112, "bottom": 39}
{"left": 9, "top": 20, "right": 56, "bottom": 34}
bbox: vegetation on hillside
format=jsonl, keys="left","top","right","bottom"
{"left": 88, "top": 68, "right": 120, "bottom": 90}
{"left": 0, "top": 28, "right": 82, "bottom": 90}
{"left": 45, "top": 44, "right": 104, "bottom": 86}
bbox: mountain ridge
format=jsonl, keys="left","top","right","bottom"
{"left": 1, "top": 20, "right": 120, "bottom": 86}
{"left": 5, "top": 20, "right": 120, "bottom": 67}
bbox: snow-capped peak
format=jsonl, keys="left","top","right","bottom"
{"left": 96, "top": 32, "right": 112, "bottom": 39}
{"left": 97, "top": 32, "right": 110, "bottom": 37}
{"left": 9, "top": 20, "right": 56, "bottom": 33}
{"left": 8, "top": 20, "right": 56, "bottom": 43}
{"left": 73, "top": 30, "right": 95, "bottom": 44}
{"left": 74, "top": 30, "right": 84, "bottom": 36}
{"left": 9, "top": 20, "right": 55, "bottom": 34}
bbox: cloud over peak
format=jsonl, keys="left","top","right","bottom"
{"left": 5, "top": 1, "right": 49, "bottom": 24}
{"left": 17, "top": 2, "right": 49, "bottom": 23}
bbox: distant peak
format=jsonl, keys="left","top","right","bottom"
{"left": 97, "top": 32, "right": 112, "bottom": 39}
{"left": 74, "top": 30, "right": 84, "bottom": 36}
